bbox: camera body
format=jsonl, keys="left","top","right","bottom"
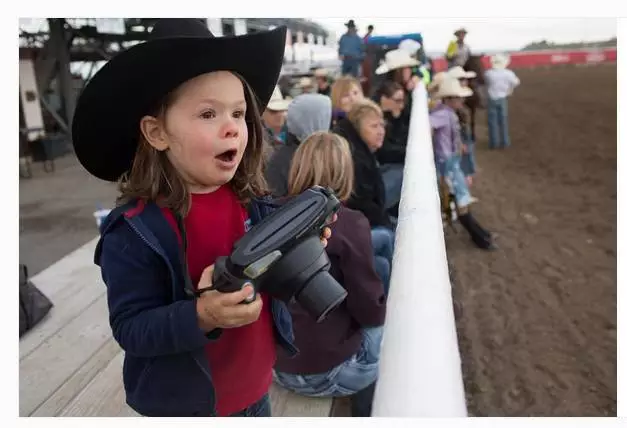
{"left": 211, "top": 186, "right": 347, "bottom": 322}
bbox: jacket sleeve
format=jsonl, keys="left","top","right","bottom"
{"left": 339, "top": 213, "right": 386, "bottom": 327}
{"left": 338, "top": 35, "right": 347, "bottom": 56}
{"left": 100, "top": 224, "right": 210, "bottom": 358}
{"left": 347, "top": 152, "right": 388, "bottom": 228}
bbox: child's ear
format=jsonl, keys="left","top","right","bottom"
{"left": 139, "top": 115, "right": 169, "bottom": 151}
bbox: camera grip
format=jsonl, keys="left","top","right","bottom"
{"left": 210, "top": 256, "right": 256, "bottom": 304}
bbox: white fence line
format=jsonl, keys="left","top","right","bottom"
{"left": 371, "top": 82, "right": 467, "bottom": 417}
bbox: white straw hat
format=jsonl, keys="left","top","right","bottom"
{"left": 375, "top": 49, "right": 420, "bottom": 75}
{"left": 398, "top": 39, "right": 421, "bottom": 56}
{"left": 266, "top": 85, "right": 291, "bottom": 111}
{"left": 447, "top": 65, "right": 476, "bottom": 79}
{"left": 490, "top": 53, "right": 510, "bottom": 69}
{"left": 427, "top": 71, "right": 449, "bottom": 92}
{"left": 432, "top": 76, "right": 473, "bottom": 99}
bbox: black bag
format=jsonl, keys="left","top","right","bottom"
{"left": 19, "top": 264, "right": 53, "bottom": 337}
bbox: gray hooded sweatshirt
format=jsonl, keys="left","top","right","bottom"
{"left": 266, "top": 94, "right": 332, "bottom": 197}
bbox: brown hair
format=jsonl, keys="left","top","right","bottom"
{"left": 117, "top": 72, "right": 268, "bottom": 216}
{"left": 330, "top": 76, "right": 362, "bottom": 112}
{"left": 287, "top": 132, "right": 354, "bottom": 202}
{"left": 376, "top": 80, "right": 404, "bottom": 100}
{"left": 347, "top": 98, "right": 383, "bottom": 130}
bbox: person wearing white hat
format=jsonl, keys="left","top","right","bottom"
{"left": 376, "top": 49, "right": 422, "bottom": 126}
{"left": 313, "top": 68, "right": 332, "bottom": 96}
{"left": 397, "top": 38, "right": 432, "bottom": 86}
{"left": 429, "top": 77, "right": 497, "bottom": 251}
{"left": 446, "top": 27, "right": 471, "bottom": 69}
{"left": 262, "top": 86, "right": 291, "bottom": 149}
{"left": 484, "top": 53, "right": 520, "bottom": 149}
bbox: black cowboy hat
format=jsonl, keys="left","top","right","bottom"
{"left": 345, "top": 20, "right": 356, "bottom": 28}
{"left": 72, "top": 18, "right": 287, "bottom": 182}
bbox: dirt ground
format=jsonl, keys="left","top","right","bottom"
{"left": 446, "top": 64, "right": 617, "bottom": 416}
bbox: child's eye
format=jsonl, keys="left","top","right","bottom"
{"left": 200, "top": 110, "right": 216, "bottom": 119}
{"left": 233, "top": 110, "right": 245, "bottom": 119}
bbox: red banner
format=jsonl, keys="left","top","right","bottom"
{"left": 432, "top": 47, "right": 617, "bottom": 72}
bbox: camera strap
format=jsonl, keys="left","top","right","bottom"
{"left": 174, "top": 213, "right": 196, "bottom": 298}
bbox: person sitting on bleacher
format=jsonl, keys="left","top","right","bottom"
{"left": 262, "top": 86, "right": 291, "bottom": 152}
{"left": 265, "top": 93, "right": 332, "bottom": 197}
{"left": 330, "top": 75, "right": 364, "bottom": 127}
{"left": 333, "top": 99, "right": 395, "bottom": 290}
{"left": 314, "top": 68, "right": 332, "bottom": 96}
{"left": 375, "top": 49, "right": 421, "bottom": 127}
{"left": 274, "top": 131, "right": 386, "bottom": 417}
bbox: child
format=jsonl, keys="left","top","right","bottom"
{"left": 330, "top": 75, "right": 364, "bottom": 127}
{"left": 429, "top": 77, "right": 496, "bottom": 250}
{"left": 71, "top": 19, "right": 333, "bottom": 417}
{"left": 484, "top": 53, "right": 520, "bottom": 149}
{"left": 275, "top": 131, "right": 386, "bottom": 417}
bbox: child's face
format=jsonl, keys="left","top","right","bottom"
{"left": 446, "top": 97, "right": 465, "bottom": 110}
{"left": 161, "top": 71, "right": 249, "bottom": 193}
{"left": 340, "top": 84, "right": 364, "bottom": 113}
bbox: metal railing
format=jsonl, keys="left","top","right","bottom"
{"left": 371, "top": 82, "right": 467, "bottom": 417}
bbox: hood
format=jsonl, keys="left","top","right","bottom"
{"left": 286, "top": 94, "right": 332, "bottom": 142}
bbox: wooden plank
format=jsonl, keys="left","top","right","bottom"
{"left": 59, "top": 351, "right": 139, "bottom": 417}
{"left": 19, "top": 294, "right": 111, "bottom": 416}
{"left": 30, "top": 338, "right": 122, "bottom": 416}
{"left": 20, "top": 268, "right": 106, "bottom": 359}
{"left": 269, "top": 383, "right": 333, "bottom": 417}
{"left": 29, "top": 237, "right": 100, "bottom": 299}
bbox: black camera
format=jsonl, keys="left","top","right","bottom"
{"left": 210, "top": 186, "right": 347, "bottom": 322}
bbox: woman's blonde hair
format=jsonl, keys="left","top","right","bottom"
{"left": 330, "top": 76, "right": 362, "bottom": 111}
{"left": 117, "top": 72, "right": 268, "bottom": 216}
{"left": 287, "top": 131, "right": 354, "bottom": 202}
{"left": 347, "top": 98, "right": 383, "bottom": 130}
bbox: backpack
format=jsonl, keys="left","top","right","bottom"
{"left": 19, "top": 264, "right": 53, "bottom": 337}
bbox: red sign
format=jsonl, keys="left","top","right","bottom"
{"left": 431, "top": 47, "right": 617, "bottom": 72}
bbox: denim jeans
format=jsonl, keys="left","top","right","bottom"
{"left": 379, "top": 163, "right": 404, "bottom": 210}
{"left": 342, "top": 59, "right": 361, "bottom": 77}
{"left": 487, "top": 97, "right": 510, "bottom": 149}
{"left": 436, "top": 156, "right": 473, "bottom": 209}
{"left": 273, "top": 326, "right": 384, "bottom": 397}
{"left": 371, "top": 226, "right": 395, "bottom": 294}
{"left": 230, "top": 393, "right": 271, "bottom": 417}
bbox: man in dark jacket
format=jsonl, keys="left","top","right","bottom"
{"left": 265, "top": 94, "right": 332, "bottom": 197}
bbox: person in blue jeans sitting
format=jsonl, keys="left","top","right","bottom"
{"left": 275, "top": 131, "right": 387, "bottom": 417}
{"left": 484, "top": 53, "right": 521, "bottom": 149}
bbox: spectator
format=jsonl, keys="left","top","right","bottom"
{"left": 375, "top": 49, "right": 421, "bottom": 126}
{"left": 338, "top": 20, "right": 365, "bottom": 77}
{"left": 274, "top": 131, "right": 386, "bottom": 417}
{"left": 262, "top": 86, "right": 291, "bottom": 151}
{"left": 314, "top": 68, "right": 332, "bottom": 96}
{"left": 446, "top": 27, "right": 471, "bottom": 69}
{"left": 363, "top": 24, "right": 374, "bottom": 43}
{"left": 296, "top": 77, "right": 316, "bottom": 94}
{"left": 429, "top": 77, "right": 497, "bottom": 250}
{"left": 330, "top": 75, "right": 364, "bottom": 126}
{"left": 484, "top": 53, "right": 520, "bottom": 149}
{"left": 265, "top": 93, "right": 332, "bottom": 197}
{"left": 333, "top": 99, "right": 395, "bottom": 290}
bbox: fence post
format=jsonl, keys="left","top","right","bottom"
{"left": 371, "top": 82, "right": 467, "bottom": 417}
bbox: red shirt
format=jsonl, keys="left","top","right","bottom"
{"left": 162, "top": 185, "right": 276, "bottom": 416}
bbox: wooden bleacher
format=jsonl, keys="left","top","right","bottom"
{"left": 19, "top": 238, "right": 340, "bottom": 417}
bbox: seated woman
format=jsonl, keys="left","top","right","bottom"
{"left": 375, "top": 81, "right": 410, "bottom": 216}
{"left": 330, "top": 75, "right": 364, "bottom": 127}
{"left": 429, "top": 77, "right": 497, "bottom": 250}
{"left": 273, "top": 131, "right": 387, "bottom": 417}
{"left": 374, "top": 49, "right": 421, "bottom": 126}
{"left": 333, "top": 99, "right": 395, "bottom": 288}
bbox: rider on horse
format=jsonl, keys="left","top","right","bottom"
{"left": 446, "top": 27, "right": 471, "bottom": 69}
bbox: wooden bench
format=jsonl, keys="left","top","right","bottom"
{"left": 19, "top": 237, "right": 339, "bottom": 417}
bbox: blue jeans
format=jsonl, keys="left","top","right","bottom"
{"left": 273, "top": 326, "right": 383, "bottom": 397}
{"left": 460, "top": 140, "right": 476, "bottom": 176}
{"left": 342, "top": 59, "right": 360, "bottom": 77}
{"left": 371, "top": 226, "right": 395, "bottom": 294}
{"left": 487, "top": 97, "right": 510, "bottom": 149}
{"left": 436, "top": 156, "right": 473, "bottom": 209}
{"left": 379, "top": 163, "right": 404, "bottom": 210}
{"left": 230, "top": 393, "right": 271, "bottom": 417}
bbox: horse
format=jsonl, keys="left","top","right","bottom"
{"left": 462, "top": 54, "right": 487, "bottom": 142}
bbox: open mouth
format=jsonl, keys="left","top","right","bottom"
{"left": 216, "top": 149, "right": 238, "bottom": 163}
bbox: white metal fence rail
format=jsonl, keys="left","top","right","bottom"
{"left": 371, "top": 82, "right": 467, "bottom": 417}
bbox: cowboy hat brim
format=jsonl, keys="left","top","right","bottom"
{"left": 72, "top": 26, "right": 287, "bottom": 182}
{"left": 434, "top": 86, "right": 473, "bottom": 99}
{"left": 266, "top": 99, "right": 291, "bottom": 111}
{"left": 375, "top": 58, "right": 420, "bottom": 75}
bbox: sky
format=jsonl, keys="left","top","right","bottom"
{"left": 314, "top": 18, "right": 617, "bottom": 54}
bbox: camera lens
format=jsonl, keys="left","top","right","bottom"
{"left": 296, "top": 271, "right": 347, "bottom": 322}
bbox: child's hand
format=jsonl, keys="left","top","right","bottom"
{"left": 320, "top": 213, "right": 338, "bottom": 248}
{"left": 195, "top": 265, "right": 263, "bottom": 331}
